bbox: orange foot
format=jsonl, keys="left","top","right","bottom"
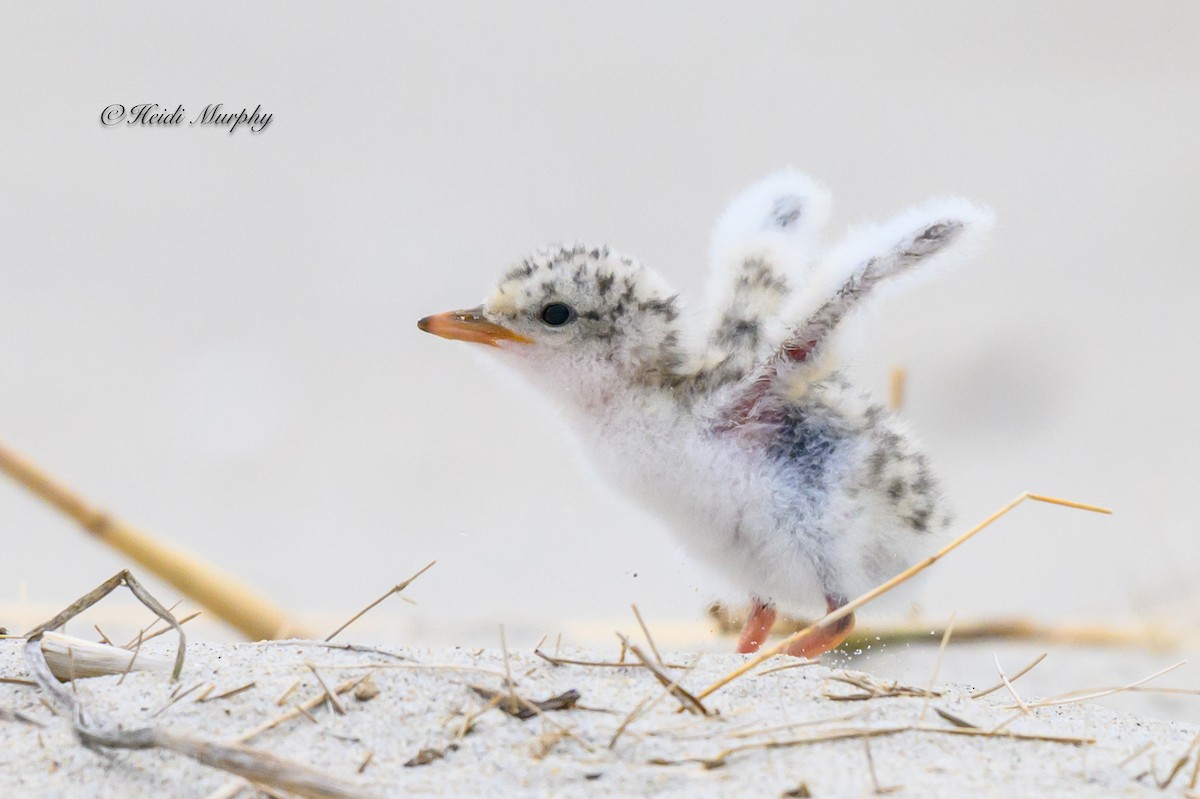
{"left": 735, "top": 599, "right": 777, "bottom": 654}
{"left": 784, "top": 595, "right": 856, "bottom": 657}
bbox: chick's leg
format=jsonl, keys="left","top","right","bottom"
{"left": 736, "top": 598, "right": 777, "bottom": 654}
{"left": 783, "top": 595, "right": 855, "bottom": 658}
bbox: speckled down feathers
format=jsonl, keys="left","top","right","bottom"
{"left": 467, "top": 171, "right": 992, "bottom": 613}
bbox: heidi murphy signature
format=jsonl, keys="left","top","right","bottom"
{"left": 100, "top": 103, "right": 272, "bottom": 134}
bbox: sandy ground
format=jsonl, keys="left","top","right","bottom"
{"left": 0, "top": 638, "right": 1196, "bottom": 799}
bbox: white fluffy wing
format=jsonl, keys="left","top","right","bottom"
{"left": 718, "top": 197, "right": 994, "bottom": 427}
{"left": 699, "top": 171, "right": 832, "bottom": 388}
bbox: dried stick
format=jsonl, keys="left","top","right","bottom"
{"left": 1017, "top": 660, "right": 1186, "bottom": 710}
{"left": 694, "top": 493, "right": 1110, "bottom": 702}
{"left": 631, "top": 604, "right": 664, "bottom": 665}
{"left": 610, "top": 657, "right": 702, "bottom": 750}
{"left": 325, "top": 561, "right": 435, "bottom": 642}
{"left": 617, "top": 634, "right": 709, "bottom": 716}
{"left": 0, "top": 440, "right": 301, "bottom": 641}
{"left": 534, "top": 649, "right": 688, "bottom": 670}
{"left": 993, "top": 653, "right": 1032, "bottom": 715}
{"left": 970, "top": 653, "right": 1047, "bottom": 699}
{"left": 918, "top": 613, "right": 955, "bottom": 724}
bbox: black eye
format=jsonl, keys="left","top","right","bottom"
{"left": 539, "top": 302, "right": 574, "bottom": 326}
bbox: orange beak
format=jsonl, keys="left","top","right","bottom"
{"left": 417, "top": 306, "right": 532, "bottom": 347}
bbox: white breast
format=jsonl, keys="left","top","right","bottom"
{"left": 573, "top": 390, "right": 828, "bottom": 612}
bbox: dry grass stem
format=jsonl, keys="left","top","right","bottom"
{"left": 305, "top": 663, "right": 346, "bottom": 715}
{"left": 1158, "top": 733, "right": 1200, "bottom": 790}
{"left": 1117, "top": 741, "right": 1155, "bottom": 768}
{"left": 139, "top": 611, "right": 201, "bottom": 645}
{"left": 123, "top": 600, "right": 183, "bottom": 648}
{"left": 500, "top": 625, "right": 515, "bottom": 690}
{"left": 200, "top": 682, "right": 257, "bottom": 703}
{"left": 534, "top": 648, "right": 687, "bottom": 670}
{"left": 274, "top": 678, "right": 303, "bottom": 706}
{"left": 970, "top": 652, "right": 1047, "bottom": 699}
{"left": 864, "top": 738, "right": 901, "bottom": 794}
{"left": 609, "top": 656, "right": 702, "bottom": 750}
{"left": 631, "top": 604, "right": 664, "bottom": 665}
{"left": 932, "top": 707, "right": 979, "bottom": 729}
{"left": 825, "top": 672, "right": 937, "bottom": 702}
{"left": 652, "top": 723, "right": 1095, "bottom": 770}
{"left": 724, "top": 710, "right": 870, "bottom": 740}
{"left": 0, "top": 706, "right": 45, "bottom": 727}
{"left": 152, "top": 681, "right": 206, "bottom": 717}
{"left": 1017, "top": 660, "right": 1186, "bottom": 710}
{"left": 994, "top": 653, "right": 1032, "bottom": 716}
{"left": 319, "top": 662, "right": 508, "bottom": 678}
{"left": 753, "top": 659, "right": 821, "bottom": 677}
{"left": 119, "top": 631, "right": 144, "bottom": 686}
{"left": 235, "top": 676, "right": 368, "bottom": 744}
{"left": 694, "top": 493, "right": 1111, "bottom": 702}
{"left": 918, "top": 613, "right": 955, "bottom": 723}
{"left": 324, "top": 560, "right": 436, "bottom": 642}
{"left": 618, "top": 634, "right": 709, "bottom": 716}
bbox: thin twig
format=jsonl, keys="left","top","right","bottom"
{"left": 1017, "top": 661, "right": 1186, "bottom": 710}
{"left": 994, "top": 653, "right": 1032, "bottom": 716}
{"left": 304, "top": 663, "right": 345, "bottom": 715}
{"left": 152, "top": 682, "right": 206, "bottom": 718}
{"left": 753, "top": 659, "right": 821, "bottom": 676}
{"left": 631, "top": 604, "right": 664, "bottom": 665}
{"left": 864, "top": 738, "right": 901, "bottom": 794}
{"left": 534, "top": 649, "right": 687, "bottom": 670}
{"left": 610, "top": 657, "right": 702, "bottom": 750}
{"left": 236, "top": 676, "right": 369, "bottom": 744}
{"left": 324, "top": 561, "right": 436, "bottom": 642}
{"left": 274, "top": 678, "right": 303, "bottom": 707}
{"left": 200, "top": 682, "right": 257, "bottom": 703}
{"left": 618, "top": 634, "right": 708, "bottom": 716}
{"left": 123, "top": 600, "right": 182, "bottom": 648}
{"left": 918, "top": 613, "right": 955, "bottom": 723}
{"left": 1117, "top": 741, "right": 1155, "bottom": 768}
{"left": 970, "top": 653, "right": 1047, "bottom": 699}
{"left": 118, "top": 630, "right": 144, "bottom": 686}
{"left": 500, "top": 625, "right": 515, "bottom": 690}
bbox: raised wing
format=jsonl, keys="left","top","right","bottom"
{"left": 695, "top": 171, "right": 831, "bottom": 391}
{"left": 717, "top": 198, "right": 994, "bottom": 429}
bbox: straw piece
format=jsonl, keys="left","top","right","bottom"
{"left": 694, "top": 493, "right": 1110, "bottom": 703}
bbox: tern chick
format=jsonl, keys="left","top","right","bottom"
{"left": 419, "top": 171, "right": 992, "bottom": 656}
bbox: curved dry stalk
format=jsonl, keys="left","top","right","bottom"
{"left": 24, "top": 570, "right": 186, "bottom": 681}
{"left": 1017, "top": 660, "right": 1186, "bottom": 710}
{"left": 693, "top": 493, "right": 1111, "bottom": 703}
{"left": 970, "top": 653, "right": 1047, "bottom": 699}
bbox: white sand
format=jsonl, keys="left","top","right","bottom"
{"left": 0, "top": 639, "right": 1193, "bottom": 798}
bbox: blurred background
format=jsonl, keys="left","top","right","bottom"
{"left": 0, "top": 2, "right": 1197, "bottom": 715}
